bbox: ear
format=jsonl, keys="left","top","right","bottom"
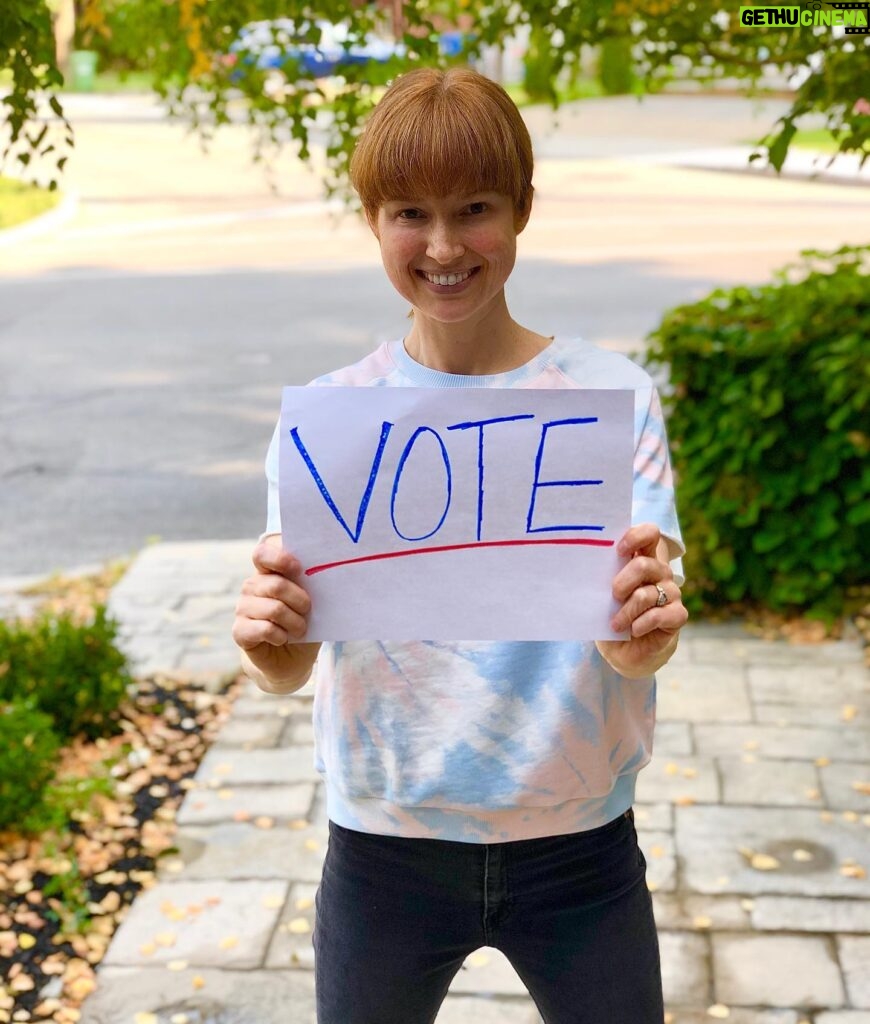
{"left": 514, "top": 189, "right": 534, "bottom": 235}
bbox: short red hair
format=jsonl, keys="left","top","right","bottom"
{"left": 350, "top": 67, "right": 534, "bottom": 220}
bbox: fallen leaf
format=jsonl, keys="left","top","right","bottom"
{"left": 693, "top": 915, "right": 712, "bottom": 929}
{"left": 167, "top": 959, "right": 189, "bottom": 971}
{"left": 170, "top": 1015, "right": 190, "bottom": 1024}
{"left": 155, "top": 931, "right": 177, "bottom": 947}
{"left": 743, "top": 740, "right": 760, "bottom": 751}
{"left": 289, "top": 819, "right": 310, "bottom": 830}
{"left": 17, "top": 934, "right": 36, "bottom": 950}
{"left": 842, "top": 705, "right": 859, "bottom": 721}
{"left": 852, "top": 781, "right": 870, "bottom": 796}
{"left": 674, "top": 795, "right": 695, "bottom": 806}
{"left": 740, "top": 898, "right": 755, "bottom": 912}
{"left": 255, "top": 816, "right": 275, "bottom": 830}
{"left": 288, "top": 918, "right": 311, "bottom": 934}
{"left": 233, "top": 810, "right": 251, "bottom": 822}
{"left": 707, "top": 1005, "right": 730, "bottom": 1019}
{"left": 815, "top": 757, "right": 830, "bottom": 768}
{"left": 466, "top": 952, "right": 489, "bottom": 967}
{"left": 139, "top": 943, "right": 157, "bottom": 956}
{"left": 682, "top": 767, "right": 698, "bottom": 779}
{"left": 192, "top": 975, "right": 205, "bottom": 990}
{"left": 217, "top": 789, "right": 234, "bottom": 800}
{"left": 793, "top": 849, "right": 814, "bottom": 862}
{"left": 219, "top": 935, "right": 239, "bottom": 950}
{"left": 262, "top": 894, "right": 284, "bottom": 909}
{"left": 649, "top": 845, "right": 665, "bottom": 859}
{"left": 295, "top": 897, "right": 314, "bottom": 911}
{"left": 804, "top": 788, "right": 821, "bottom": 800}
{"left": 133, "top": 1015, "right": 158, "bottom": 1024}
{"left": 750, "top": 853, "right": 781, "bottom": 871}
{"left": 843, "top": 811, "right": 860, "bottom": 823}
{"left": 840, "top": 862, "right": 867, "bottom": 879}
{"left": 664, "top": 763, "right": 680, "bottom": 776}
{"left": 304, "top": 839, "right": 321, "bottom": 851}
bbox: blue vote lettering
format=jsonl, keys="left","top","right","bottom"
{"left": 526, "top": 418, "right": 604, "bottom": 534}
{"left": 390, "top": 426, "right": 453, "bottom": 541}
{"left": 290, "top": 421, "right": 394, "bottom": 543}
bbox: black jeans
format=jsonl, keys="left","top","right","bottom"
{"left": 313, "top": 808, "right": 663, "bottom": 1024}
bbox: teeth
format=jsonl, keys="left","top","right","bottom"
{"left": 424, "top": 269, "right": 472, "bottom": 286}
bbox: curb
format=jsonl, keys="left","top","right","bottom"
{"left": 0, "top": 187, "right": 79, "bottom": 248}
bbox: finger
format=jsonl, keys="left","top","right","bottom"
{"left": 240, "top": 574, "right": 312, "bottom": 617}
{"left": 252, "top": 541, "right": 302, "bottom": 579}
{"left": 617, "top": 523, "right": 661, "bottom": 560}
{"left": 233, "top": 595, "right": 309, "bottom": 646}
{"left": 626, "top": 599, "right": 689, "bottom": 639}
{"left": 612, "top": 556, "right": 673, "bottom": 602}
{"left": 611, "top": 580, "right": 677, "bottom": 633}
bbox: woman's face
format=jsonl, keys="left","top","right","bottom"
{"left": 369, "top": 191, "right": 530, "bottom": 325}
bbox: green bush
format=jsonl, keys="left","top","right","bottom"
{"left": 523, "top": 26, "right": 558, "bottom": 104}
{"left": 598, "top": 37, "right": 635, "bottom": 95}
{"left": 0, "top": 605, "right": 131, "bottom": 740}
{"left": 644, "top": 244, "right": 869, "bottom": 621}
{"left": 0, "top": 701, "right": 60, "bottom": 831}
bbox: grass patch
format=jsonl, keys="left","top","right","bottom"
{"left": 505, "top": 76, "right": 606, "bottom": 108}
{"left": 0, "top": 177, "right": 60, "bottom": 230}
{"left": 742, "top": 128, "right": 843, "bottom": 155}
{"left": 70, "top": 68, "right": 156, "bottom": 94}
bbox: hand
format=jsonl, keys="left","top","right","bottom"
{"left": 595, "top": 523, "right": 688, "bottom": 678}
{"left": 232, "top": 538, "right": 318, "bottom": 685}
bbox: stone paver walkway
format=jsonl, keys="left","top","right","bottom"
{"left": 66, "top": 541, "right": 870, "bottom": 1023}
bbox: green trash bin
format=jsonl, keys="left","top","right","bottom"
{"left": 69, "top": 50, "right": 98, "bottom": 92}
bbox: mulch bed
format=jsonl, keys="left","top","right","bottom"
{"left": 0, "top": 566, "right": 244, "bottom": 1024}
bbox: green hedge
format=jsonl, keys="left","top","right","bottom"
{"left": 644, "top": 244, "right": 869, "bottom": 620}
{"left": 0, "top": 701, "right": 60, "bottom": 831}
{"left": 598, "top": 37, "right": 635, "bottom": 95}
{"left": 0, "top": 605, "right": 131, "bottom": 740}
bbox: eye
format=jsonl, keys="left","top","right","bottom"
{"left": 465, "top": 201, "right": 488, "bottom": 215}
{"left": 397, "top": 208, "right": 423, "bottom": 220}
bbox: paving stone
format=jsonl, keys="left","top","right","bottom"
{"left": 839, "top": 937, "right": 870, "bottom": 1008}
{"left": 175, "top": 647, "right": 242, "bottom": 680}
{"left": 211, "top": 715, "right": 286, "bottom": 747}
{"left": 174, "top": 823, "right": 328, "bottom": 882}
{"left": 719, "top": 758, "right": 822, "bottom": 807}
{"left": 816, "top": 1014, "right": 870, "bottom": 1024}
{"left": 265, "top": 882, "right": 318, "bottom": 969}
{"left": 196, "top": 746, "right": 320, "bottom": 786}
{"left": 664, "top": 1012, "right": 798, "bottom": 1024}
{"left": 658, "top": 930, "right": 710, "bottom": 1005}
{"left": 639, "top": 830, "right": 677, "bottom": 892}
{"left": 176, "top": 783, "right": 315, "bottom": 826}
{"left": 103, "top": 880, "right": 288, "bottom": 968}
{"left": 692, "top": 636, "right": 863, "bottom": 666}
{"left": 232, "top": 695, "right": 310, "bottom": 718}
{"left": 676, "top": 805, "right": 870, "bottom": 898}
{"left": 283, "top": 720, "right": 316, "bottom": 744}
{"left": 712, "top": 933, "right": 845, "bottom": 1007}
{"left": 79, "top": 966, "right": 316, "bottom": 1024}
{"left": 655, "top": 663, "right": 752, "bottom": 722}
{"left": 633, "top": 802, "right": 673, "bottom": 831}
{"left": 635, "top": 756, "right": 719, "bottom": 804}
{"left": 653, "top": 893, "right": 752, "bottom": 931}
{"left": 748, "top": 665, "right": 870, "bottom": 706}
{"left": 755, "top": 703, "right": 869, "bottom": 728}
{"left": 447, "top": 948, "right": 530, "bottom": 996}
{"left": 752, "top": 896, "right": 870, "bottom": 933}
{"left": 654, "top": 721, "right": 694, "bottom": 756}
{"left": 435, "top": 996, "right": 543, "bottom": 1023}
{"left": 820, "top": 764, "right": 870, "bottom": 813}
{"left": 693, "top": 724, "right": 869, "bottom": 763}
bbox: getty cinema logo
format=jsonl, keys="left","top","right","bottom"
{"left": 739, "top": 1, "right": 870, "bottom": 32}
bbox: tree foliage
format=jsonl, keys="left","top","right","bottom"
{"left": 1, "top": 0, "right": 868, "bottom": 196}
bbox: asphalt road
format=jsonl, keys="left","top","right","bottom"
{"left": 2, "top": 93, "right": 868, "bottom": 576}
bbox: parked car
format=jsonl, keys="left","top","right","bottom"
{"left": 224, "top": 18, "right": 403, "bottom": 79}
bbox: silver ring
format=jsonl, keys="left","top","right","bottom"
{"left": 654, "top": 583, "right": 669, "bottom": 607}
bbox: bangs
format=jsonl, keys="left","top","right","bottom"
{"left": 350, "top": 69, "right": 533, "bottom": 215}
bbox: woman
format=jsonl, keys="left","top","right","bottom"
{"left": 232, "top": 66, "right": 687, "bottom": 1024}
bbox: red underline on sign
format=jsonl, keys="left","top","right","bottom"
{"left": 305, "top": 538, "right": 615, "bottom": 576}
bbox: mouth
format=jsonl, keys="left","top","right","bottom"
{"left": 416, "top": 266, "right": 481, "bottom": 290}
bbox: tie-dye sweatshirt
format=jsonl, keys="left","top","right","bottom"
{"left": 263, "top": 335, "right": 685, "bottom": 843}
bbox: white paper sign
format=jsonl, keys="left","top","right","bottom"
{"left": 279, "top": 387, "right": 634, "bottom": 641}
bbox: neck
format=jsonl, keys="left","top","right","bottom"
{"left": 403, "top": 294, "right": 551, "bottom": 376}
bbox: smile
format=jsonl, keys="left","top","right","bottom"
{"left": 417, "top": 267, "right": 480, "bottom": 288}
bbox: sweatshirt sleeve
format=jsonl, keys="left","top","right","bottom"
{"left": 260, "top": 418, "right": 281, "bottom": 541}
{"left": 633, "top": 385, "right": 686, "bottom": 585}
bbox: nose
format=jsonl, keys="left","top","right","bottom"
{"left": 425, "top": 219, "right": 465, "bottom": 265}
